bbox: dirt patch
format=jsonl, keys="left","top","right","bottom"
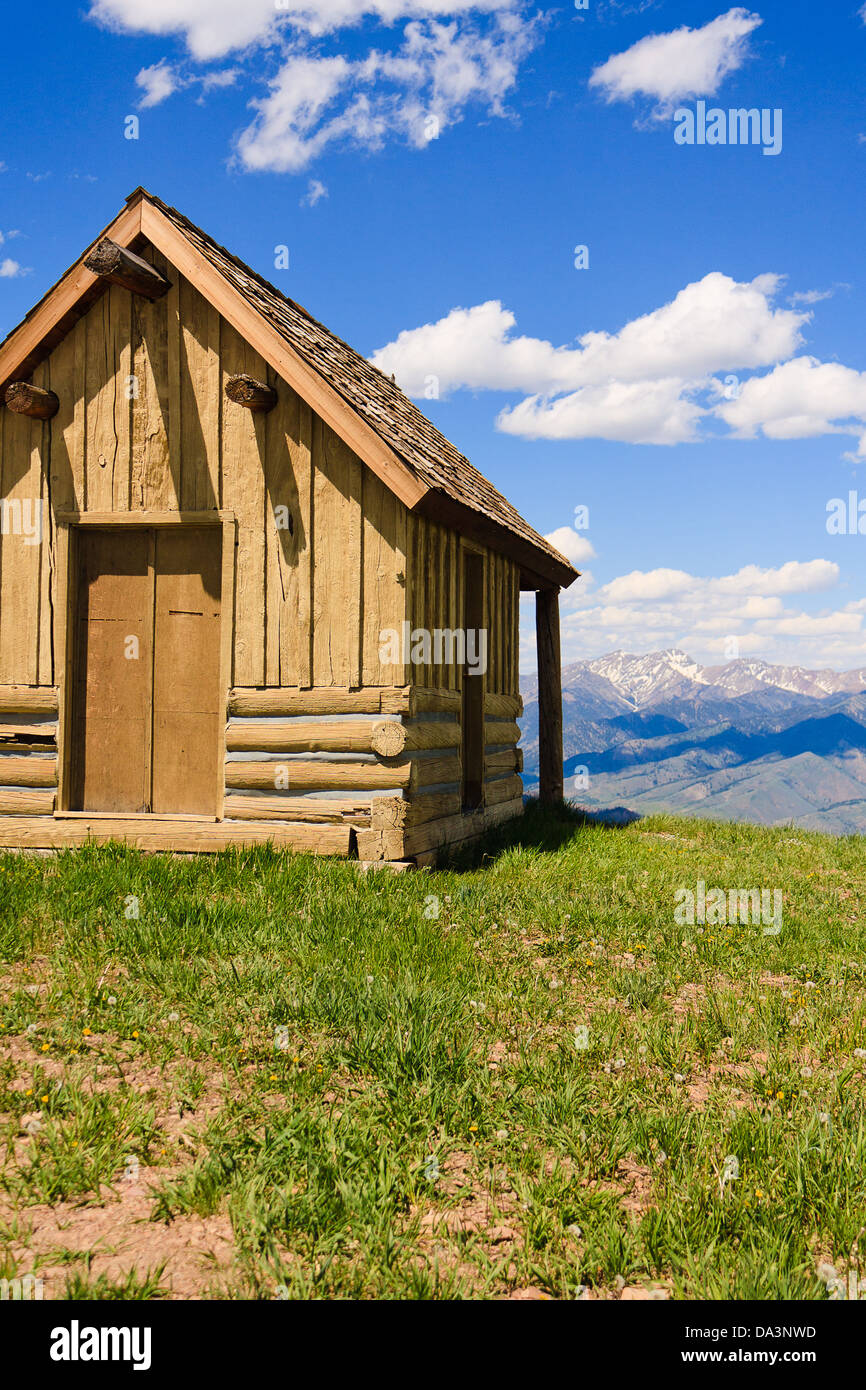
{"left": 2, "top": 1168, "right": 236, "bottom": 1299}
{"left": 616, "top": 1157, "right": 657, "bottom": 1215}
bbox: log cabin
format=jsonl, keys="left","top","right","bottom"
{"left": 0, "top": 189, "right": 577, "bottom": 864}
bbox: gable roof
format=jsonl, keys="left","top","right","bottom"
{"left": 0, "top": 188, "right": 577, "bottom": 589}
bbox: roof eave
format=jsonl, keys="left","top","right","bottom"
{"left": 415, "top": 488, "right": 579, "bottom": 590}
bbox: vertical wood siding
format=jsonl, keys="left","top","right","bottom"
{"left": 0, "top": 251, "right": 414, "bottom": 690}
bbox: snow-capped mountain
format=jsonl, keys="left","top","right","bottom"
{"left": 701, "top": 658, "right": 866, "bottom": 700}
{"left": 581, "top": 649, "right": 708, "bottom": 706}
{"left": 550, "top": 649, "right": 866, "bottom": 711}
{"left": 519, "top": 650, "right": 866, "bottom": 833}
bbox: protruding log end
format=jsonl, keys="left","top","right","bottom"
{"left": 370, "top": 720, "right": 408, "bottom": 757}
{"left": 4, "top": 382, "right": 60, "bottom": 419}
{"left": 225, "top": 373, "right": 278, "bottom": 413}
{"left": 84, "top": 238, "right": 171, "bottom": 299}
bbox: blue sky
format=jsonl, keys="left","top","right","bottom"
{"left": 2, "top": 1, "right": 865, "bottom": 672}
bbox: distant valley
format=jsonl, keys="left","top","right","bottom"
{"left": 519, "top": 649, "right": 866, "bottom": 834}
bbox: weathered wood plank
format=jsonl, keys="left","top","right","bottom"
{"left": 0, "top": 686, "right": 59, "bottom": 716}
{"left": 485, "top": 691, "right": 523, "bottom": 719}
{"left": 312, "top": 422, "right": 362, "bottom": 686}
{"left": 0, "top": 756, "right": 57, "bottom": 787}
{"left": 221, "top": 320, "right": 267, "bottom": 685}
{"left": 228, "top": 686, "right": 404, "bottom": 717}
{"left": 403, "top": 795, "right": 523, "bottom": 856}
{"left": 0, "top": 816, "right": 351, "bottom": 854}
{"left": 46, "top": 315, "right": 86, "bottom": 513}
{"left": 225, "top": 794, "right": 371, "bottom": 823}
{"left": 179, "top": 274, "right": 220, "bottom": 510}
{"left": 0, "top": 403, "right": 41, "bottom": 683}
{"left": 226, "top": 718, "right": 404, "bottom": 755}
{"left": 264, "top": 373, "right": 298, "bottom": 685}
{"left": 131, "top": 250, "right": 172, "bottom": 509}
{"left": 0, "top": 788, "right": 55, "bottom": 815}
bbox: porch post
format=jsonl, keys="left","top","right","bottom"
{"left": 535, "top": 586, "right": 563, "bottom": 804}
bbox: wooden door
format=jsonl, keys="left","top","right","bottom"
{"left": 71, "top": 530, "right": 154, "bottom": 813}
{"left": 70, "top": 527, "right": 222, "bottom": 815}
{"left": 151, "top": 528, "right": 222, "bottom": 814}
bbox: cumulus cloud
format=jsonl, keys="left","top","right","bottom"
{"left": 89, "top": 0, "right": 512, "bottom": 57}
{"left": 520, "top": 554, "right": 862, "bottom": 671}
{"left": 372, "top": 271, "right": 835, "bottom": 446}
{"left": 372, "top": 274, "right": 805, "bottom": 394}
{"left": 374, "top": 271, "right": 866, "bottom": 453}
{"left": 235, "top": 16, "right": 539, "bottom": 171}
{"left": 716, "top": 357, "right": 866, "bottom": 454}
{"left": 498, "top": 377, "right": 705, "bottom": 445}
{"left": 89, "top": 0, "right": 284, "bottom": 60}
{"left": 136, "top": 60, "right": 180, "bottom": 107}
{"left": 544, "top": 526, "right": 595, "bottom": 568}
{"left": 588, "top": 7, "right": 762, "bottom": 117}
{"left": 90, "top": 1, "right": 538, "bottom": 168}
{"left": 0, "top": 258, "right": 28, "bottom": 278}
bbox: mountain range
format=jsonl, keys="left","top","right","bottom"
{"left": 519, "top": 649, "right": 866, "bottom": 834}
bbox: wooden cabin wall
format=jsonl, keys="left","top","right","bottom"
{"left": 407, "top": 513, "right": 520, "bottom": 698}
{"left": 403, "top": 513, "right": 523, "bottom": 857}
{"left": 0, "top": 244, "right": 525, "bottom": 858}
{"left": 0, "top": 248, "right": 409, "bottom": 695}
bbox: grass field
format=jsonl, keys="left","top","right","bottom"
{"left": 1, "top": 803, "right": 864, "bottom": 1300}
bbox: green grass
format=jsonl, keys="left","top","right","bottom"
{"left": 0, "top": 802, "right": 864, "bottom": 1299}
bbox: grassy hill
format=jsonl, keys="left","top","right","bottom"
{"left": 1, "top": 806, "right": 865, "bottom": 1300}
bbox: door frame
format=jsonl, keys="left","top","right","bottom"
{"left": 54, "top": 511, "right": 236, "bottom": 819}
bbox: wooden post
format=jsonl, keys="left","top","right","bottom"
{"left": 4, "top": 382, "right": 59, "bottom": 419}
{"left": 83, "top": 239, "right": 171, "bottom": 299}
{"left": 225, "top": 373, "right": 277, "bottom": 413}
{"left": 536, "top": 587, "right": 563, "bottom": 804}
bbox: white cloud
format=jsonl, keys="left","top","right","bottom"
{"left": 90, "top": 1, "right": 538, "bottom": 168}
{"left": 89, "top": 0, "right": 516, "bottom": 58}
{"left": 89, "top": 0, "right": 283, "bottom": 60}
{"left": 301, "top": 178, "right": 329, "bottom": 207}
{"left": 372, "top": 271, "right": 820, "bottom": 445}
{"left": 375, "top": 273, "right": 866, "bottom": 454}
{"left": 788, "top": 288, "right": 834, "bottom": 306}
{"left": 521, "top": 553, "right": 861, "bottom": 671}
{"left": 717, "top": 357, "right": 866, "bottom": 453}
{"left": 235, "top": 16, "right": 539, "bottom": 172}
{"left": 372, "top": 274, "right": 805, "bottom": 395}
{"left": 136, "top": 60, "right": 180, "bottom": 108}
{"left": 236, "top": 55, "right": 352, "bottom": 173}
{"left": 498, "top": 377, "right": 705, "bottom": 445}
{"left": 0, "top": 259, "right": 28, "bottom": 278}
{"left": 589, "top": 7, "right": 762, "bottom": 117}
{"left": 544, "top": 526, "right": 595, "bottom": 567}
{"left": 199, "top": 68, "right": 240, "bottom": 91}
